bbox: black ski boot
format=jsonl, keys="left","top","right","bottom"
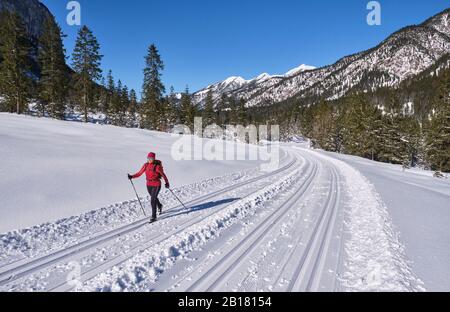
{"left": 149, "top": 217, "right": 157, "bottom": 224}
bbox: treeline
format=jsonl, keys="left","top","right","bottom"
{"left": 201, "top": 92, "right": 248, "bottom": 128}
{"left": 1, "top": 9, "right": 447, "bottom": 172}
{"left": 0, "top": 9, "right": 196, "bottom": 131}
{"left": 251, "top": 68, "right": 449, "bottom": 173}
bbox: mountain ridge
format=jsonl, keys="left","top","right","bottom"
{"left": 192, "top": 8, "right": 450, "bottom": 108}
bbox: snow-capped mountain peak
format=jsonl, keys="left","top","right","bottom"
{"left": 255, "top": 73, "right": 272, "bottom": 80}
{"left": 193, "top": 64, "right": 315, "bottom": 106}
{"left": 284, "top": 64, "right": 316, "bottom": 77}
{"left": 193, "top": 8, "right": 450, "bottom": 108}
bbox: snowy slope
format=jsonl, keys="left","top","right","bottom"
{"left": 0, "top": 116, "right": 436, "bottom": 292}
{"left": 0, "top": 113, "right": 265, "bottom": 232}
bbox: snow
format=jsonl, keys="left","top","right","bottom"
{"left": 76, "top": 164, "right": 301, "bottom": 291}
{"left": 192, "top": 64, "right": 315, "bottom": 106}
{"left": 321, "top": 151, "right": 450, "bottom": 291}
{"left": 253, "top": 73, "right": 273, "bottom": 82}
{"left": 221, "top": 76, "right": 247, "bottom": 86}
{"left": 0, "top": 113, "right": 263, "bottom": 233}
{"left": 313, "top": 153, "right": 424, "bottom": 291}
{"left": 284, "top": 64, "right": 316, "bottom": 77}
{"left": 0, "top": 114, "right": 447, "bottom": 292}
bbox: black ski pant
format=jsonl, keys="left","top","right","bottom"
{"left": 147, "top": 185, "right": 161, "bottom": 219}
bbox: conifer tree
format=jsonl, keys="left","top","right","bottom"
{"left": 141, "top": 44, "right": 165, "bottom": 130}
{"left": 217, "top": 94, "right": 229, "bottom": 126}
{"left": 237, "top": 98, "right": 247, "bottom": 126}
{"left": 202, "top": 89, "right": 215, "bottom": 126}
{"left": 0, "top": 10, "right": 32, "bottom": 114}
{"left": 105, "top": 70, "right": 115, "bottom": 123}
{"left": 71, "top": 25, "right": 103, "bottom": 122}
{"left": 128, "top": 88, "right": 138, "bottom": 127}
{"left": 378, "top": 93, "right": 407, "bottom": 164}
{"left": 37, "top": 16, "right": 68, "bottom": 119}
{"left": 166, "top": 86, "right": 179, "bottom": 126}
{"left": 311, "top": 101, "right": 336, "bottom": 150}
{"left": 110, "top": 79, "right": 123, "bottom": 125}
{"left": 120, "top": 84, "right": 129, "bottom": 126}
{"left": 97, "top": 76, "right": 108, "bottom": 121}
{"left": 424, "top": 70, "right": 450, "bottom": 172}
{"left": 180, "top": 86, "right": 197, "bottom": 131}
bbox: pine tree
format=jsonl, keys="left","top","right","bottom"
{"left": 202, "top": 89, "right": 215, "bottom": 126}
{"left": 341, "top": 94, "right": 367, "bottom": 156}
{"left": 299, "top": 105, "right": 315, "bottom": 139}
{"left": 424, "top": 70, "right": 450, "bottom": 172}
{"left": 217, "top": 94, "right": 229, "bottom": 126}
{"left": 120, "top": 84, "right": 129, "bottom": 126}
{"left": 71, "top": 25, "right": 103, "bottom": 122}
{"left": 378, "top": 93, "right": 408, "bottom": 164}
{"left": 311, "top": 101, "right": 336, "bottom": 150}
{"left": 128, "top": 88, "right": 138, "bottom": 127}
{"left": 105, "top": 70, "right": 115, "bottom": 123}
{"left": 37, "top": 16, "right": 68, "bottom": 119}
{"left": 237, "top": 98, "right": 247, "bottom": 126}
{"left": 0, "top": 10, "right": 32, "bottom": 114}
{"left": 109, "top": 79, "right": 123, "bottom": 125}
{"left": 341, "top": 93, "right": 382, "bottom": 159}
{"left": 97, "top": 76, "right": 108, "bottom": 120}
{"left": 166, "top": 86, "right": 179, "bottom": 126}
{"left": 180, "top": 86, "right": 197, "bottom": 131}
{"left": 141, "top": 44, "right": 165, "bottom": 130}
{"left": 228, "top": 96, "right": 238, "bottom": 125}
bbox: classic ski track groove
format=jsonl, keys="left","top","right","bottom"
{"left": 180, "top": 153, "right": 319, "bottom": 292}
{"left": 172, "top": 154, "right": 343, "bottom": 292}
{"left": 290, "top": 164, "right": 340, "bottom": 292}
{"left": 50, "top": 153, "right": 304, "bottom": 292}
{"left": 0, "top": 151, "right": 298, "bottom": 289}
{"left": 0, "top": 152, "right": 289, "bottom": 269}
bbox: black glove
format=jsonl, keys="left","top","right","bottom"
{"left": 128, "top": 174, "right": 133, "bottom": 180}
{"left": 165, "top": 183, "right": 170, "bottom": 189}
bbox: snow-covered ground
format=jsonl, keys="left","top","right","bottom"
{"left": 0, "top": 114, "right": 447, "bottom": 292}
{"left": 0, "top": 113, "right": 265, "bottom": 232}
{"left": 321, "top": 151, "right": 450, "bottom": 291}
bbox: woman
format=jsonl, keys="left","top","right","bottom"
{"left": 128, "top": 152, "right": 170, "bottom": 223}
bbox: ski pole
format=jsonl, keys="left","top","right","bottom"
{"left": 129, "top": 179, "right": 147, "bottom": 216}
{"left": 169, "top": 188, "right": 189, "bottom": 210}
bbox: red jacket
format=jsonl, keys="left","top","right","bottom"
{"left": 131, "top": 160, "right": 169, "bottom": 187}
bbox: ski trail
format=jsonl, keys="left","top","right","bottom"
{"left": 0, "top": 145, "right": 425, "bottom": 292}
{"left": 179, "top": 159, "right": 319, "bottom": 292}
{"left": 0, "top": 150, "right": 299, "bottom": 291}
{"left": 302, "top": 149, "right": 425, "bottom": 292}
{"left": 0, "top": 150, "right": 291, "bottom": 268}
{"left": 72, "top": 152, "right": 307, "bottom": 292}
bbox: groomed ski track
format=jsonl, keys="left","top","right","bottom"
{"left": 0, "top": 145, "right": 422, "bottom": 292}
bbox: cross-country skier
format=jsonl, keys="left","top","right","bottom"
{"left": 128, "top": 152, "right": 170, "bottom": 223}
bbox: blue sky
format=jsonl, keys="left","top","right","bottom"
{"left": 40, "top": 0, "right": 450, "bottom": 96}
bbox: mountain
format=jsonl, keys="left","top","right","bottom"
{"left": 0, "top": 0, "right": 54, "bottom": 39}
{"left": 193, "top": 8, "right": 450, "bottom": 107}
{"left": 193, "top": 64, "right": 316, "bottom": 106}
{"left": 0, "top": 0, "right": 59, "bottom": 77}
